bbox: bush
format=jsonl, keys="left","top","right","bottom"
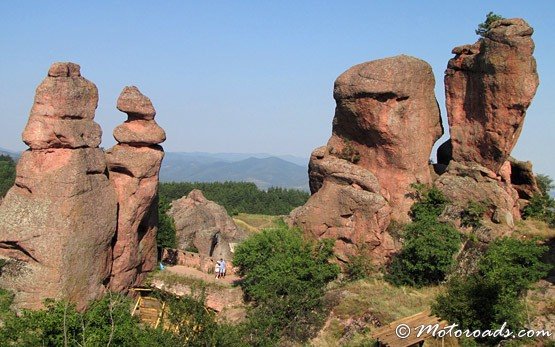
{"left": 233, "top": 224, "right": 339, "bottom": 344}
{"left": 0, "top": 293, "right": 177, "bottom": 346}
{"left": 475, "top": 12, "right": 504, "bottom": 37}
{"left": 523, "top": 174, "right": 555, "bottom": 228}
{"left": 0, "top": 155, "right": 16, "bottom": 198}
{"left": 433, "top": 238, "right": 551, "bottom": 344}
{"left": 346, "top": 253, "right": 375, "bottom": 281}
{"left": 386, "top": 185, "right": 462, "bottom": 287}
{"left": 461, "top": 200, "right": 487, "bottom": 228}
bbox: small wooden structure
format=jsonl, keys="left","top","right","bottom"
{"left": 371, "top": 310, "right": 449, "bottom": 347}
{"left": 131, "top": 287, "right": 167, "bottom": 328}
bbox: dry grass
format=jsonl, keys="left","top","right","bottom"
{"left": 514, "top": 219, "right": 555, "bottom": 240}
{"left": 312, "top": 276, "right": 445, "bottom": 346}
{"left": 232, "top": 213, "right": 282, "bottom": 233}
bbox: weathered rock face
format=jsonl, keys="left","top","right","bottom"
{"left": 507, "top": 157, "right": 540, "bottom": 200}
{"left": 290, "top": 147, "right": 395, "bottom": 264}
{"left": 106, "top": 86, "right": 165, "bottom": 292}
{"left": 168, "top": 190, "right": 248, "bottom": 260}
{"left": 0, "top": 63, "right": 117, "bottom": 310}
{"left": 444, "top": 18, "right": 539, "bottom": 174}
{"left": 329, "top": 55, "right": 443, "bottom": 220}
{"left": 435, "top": 161, "right": 520, "bottom": 233}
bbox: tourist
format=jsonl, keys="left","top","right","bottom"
{"left": 214, "top": 259, "right": 221, "bottom": 279}
{"left": 219, "top": 258, "right": 226, "bottom": 278}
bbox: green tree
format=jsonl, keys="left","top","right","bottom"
{"left": 157, "top": 195, "right": 177, "bottom": 249}
{"left": 386, "top": 185, "right": 462, "bottom": 287}
{"left": 523, "top": 174, "right": 555, "bottom": 227}
{"left": 433, "top": 238, "right": 550, "bottom": 344}
{"left": 476, "top": 12, "right": 504, "bottom": 37}
{"left": 233, "top": 224, "right": 339, "bottom": 344}
{"left": 0, "top": 155, "right": 16, "bottom": 198}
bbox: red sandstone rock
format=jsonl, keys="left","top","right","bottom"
{"left": 0, "top": 62, "right": 117, "bottom": 310}
{"left": 31, "top": 64, "right": 98, "bottom": 120}
{"left": 329, "top": 55, "right": 443, "bottom": 220}
{"left": 167, "top": 190, "right": 248, "bottom": 261}
{"left": 107, "top": 86, "right": 165, "bottom": 292}
{"left": 116, "top": 86, "right": 156, "bottom": 120}
{"left": 22, "top": 115, "right": 102, "bottom": 149}
{"left": 289, "top": 149, "right": 395, "bottom": 264}
{"left": 444, "top": 18, "right": 539, "bottom": 174}
{"left": 113, "top": 119, "right": 166, "bottom": 145}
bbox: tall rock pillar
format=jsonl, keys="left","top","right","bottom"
{"left": 106, "top": 86, "right": 165, "bottom": 291}
{"left": 0, "top": 62, "right": 117, "bottom": 310}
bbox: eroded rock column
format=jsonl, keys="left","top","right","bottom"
{"left": 0, "top": 63, "right": 117, "bottom": 310}
{"left": 442, "top": 18, "right": 539, "bottom": 173}
{"left": 106, "top": 86, "right": 165, "bottom": 292}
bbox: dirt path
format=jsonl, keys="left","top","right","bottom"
{"left": 165, "top": 265, "right": 241, "bottom": 286}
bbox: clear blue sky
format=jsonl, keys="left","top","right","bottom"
{"left": 1, "top": 1, "right": 553, "bottom": 178}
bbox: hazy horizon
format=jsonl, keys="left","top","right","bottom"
{"left": 1, "top": 2, "right": 553, "bottom": 178}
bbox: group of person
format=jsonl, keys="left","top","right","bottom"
{"left": 214, "top": 258, "right": 226, "bottom": 278}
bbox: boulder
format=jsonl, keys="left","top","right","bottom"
{"left": 0, "top": 63, "right": 117, "bottom": 310}
{"left": 167, "top": 190, "right": 248, "bottom": 260}
{"left": 106, "top": 86, "right": 165, "bottom": 292}
{"left": 444, "top": 18, "right": 539, "bottom": 174}
{"left": 507, "top": 157, "right": 540, "bottom": 200}
{"left": 329, "top": 55, "right": 443, "bottom": 220}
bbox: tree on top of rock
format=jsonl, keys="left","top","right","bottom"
{"left": 475, "top": 11, "right": 504, "bottom": 37}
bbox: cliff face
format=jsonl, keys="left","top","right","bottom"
{"left": 291, "top": 18, "right": 540, "bottom": 264}
{"left": 0, "top": 63, "right": 165, "bottom": 310}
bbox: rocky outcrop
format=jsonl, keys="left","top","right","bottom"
{"left": 443, "top": 18, "right": 539, "bottom": 174}
{"left": 0, "top": 63, "right": 117, "bottom": 310}
{"left": 106, "top": 86, "right": 165, "bottom": 292}
{"left": 291, "top": 55, "right": 442, "bottom": 262}
{"left": 328, "top": 55, "right": 443, "bottom": 220}
{"left": 290, "top": 148, "right": 395, "bottom": 264}
{"left": 167, "top": 190, "right": 248, "bottom": 260}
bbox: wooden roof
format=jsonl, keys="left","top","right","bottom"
{"left": 371, "top": 310, "right": 448, "bottom": 347}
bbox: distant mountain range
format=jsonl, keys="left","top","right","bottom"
{"left": 161, "top": 152, "right": 310, "bottom": 191}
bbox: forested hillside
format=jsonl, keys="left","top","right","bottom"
{"left": 0, "top": 155, "right": 15, "bottom": 198}
{"left": 159, "top": 181, "right": 309, "bottom": 215}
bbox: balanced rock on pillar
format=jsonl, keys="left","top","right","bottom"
{"left": 106, "top": 86, "right": 165, "bottom": 292}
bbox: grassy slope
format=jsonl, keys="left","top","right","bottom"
{"left": 232, "top": 213, "right": 282, "bottom": 233}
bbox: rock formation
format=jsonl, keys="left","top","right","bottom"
{"left": 290, "top": 147, "right": 394, "bottom": 263}
{"left": 0, "top": 63, "right": 117, "bottom": 310}
{"left": 167, "top": 190, "right": 248, "bottom": 260}
{"left": 106, "top": 86, "right": 165, "bottom": 292}
{"left": 327, "top": 55, "right": 443, "bottom": 220}
{"left": 435, "top": 18, "right": 540, "bottom": 228}
{"left": 290, "top": 55, "right": 442, "bottom": 262}
{"left": 443, "top": 18, "right": 539, "bottom": 174}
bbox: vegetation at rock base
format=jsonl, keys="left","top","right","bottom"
{"left": 0, "top": 154, "right": 16, "bottom": 198}
{"left": 0, "top": 289, "right": 245, "bottom": 347}
{"left": 157, "top": 195, "right": 177, "bottom": 249}
{"left": 233, "top": 223, "right": 340, "bottom": 345}
{"left": 523, "top": 174, "right": 555, "bottom": 228}
{"left": 461, "top": 200, "right": 487, "bottom": 228}
{"left": 159, "top": 181, "right": 309, "bottom": 216}
{"left": 433, "top": 237, "right": 551, "bottom": 345}
{"left": 475, "top": 12, "right": 504, "bottom": 37}
{"left": 386, "top": 184, "right": 462, "bottom": 287}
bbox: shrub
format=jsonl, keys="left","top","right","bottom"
{"left": 0, "top": 293, "right": 177, "bottom": 346}
{"left": 461, "top": 200, "right": 487, "bottom": 228}
{"left": 387, "top": 185, "right": 462, "bottom": 287}
{"left": 233, "top": 225, "right": 339, "bottom": 344}
{"left": 338, "top": 139, "right": 361, "bottom": 164}
{"left": 475, "top": 12, "right": 504, "bottom": 37}
{"left": 523, "top": 174, "right": 555, "bottom": 228}
{"left": 386, "top": 220, "right": 462, "bottom": 287}
{"left": 346, "top": 253, "right": 375, "bottom": 281}
{"left": 433, "top": 238, "right": 551, "bottom": 344}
